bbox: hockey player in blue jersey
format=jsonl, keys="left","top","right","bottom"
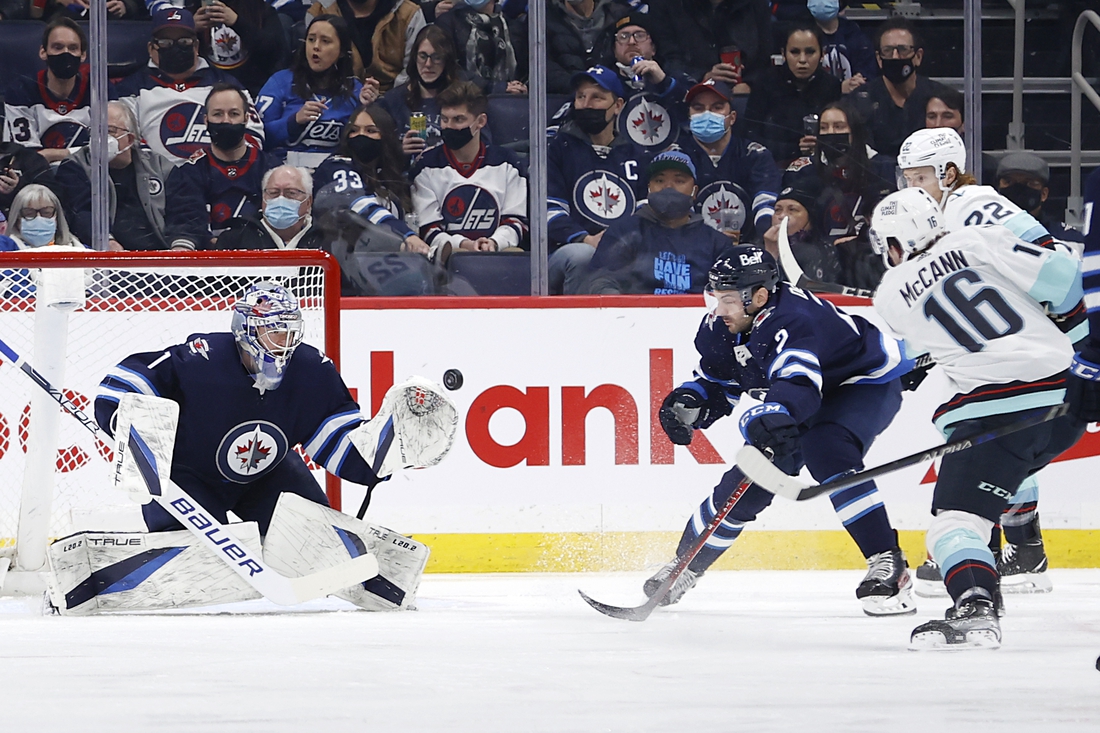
{"left": 648, "top": 245, "right": 917, "bottom": 615}
{"left": 1068, "top": 166, "right": 1100, "bottom": 436}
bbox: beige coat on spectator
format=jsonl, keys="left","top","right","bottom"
{"left": 308, "top": 0, "right": 425, "bottom": 90}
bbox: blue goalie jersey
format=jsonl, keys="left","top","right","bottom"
{"left": 694, "top": 283, "right": 913, "bottom": 424}
{"left": 94, "top": 333, "right": 378, "bottom": 489}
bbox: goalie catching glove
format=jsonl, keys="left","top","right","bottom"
{"left": 659, "top": 380, "right": 734, "bottom": 445}
{"left": 350, "top": 376, "right": 459, "bottom": 478}
{"left": 111, "top": 393, "right": 179, "bottom": 505}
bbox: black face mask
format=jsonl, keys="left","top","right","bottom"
{"left": 573, "top": 107, "right": 612, "bottom": 136}
{"left": 648, "top": 187, "right": 695, "bottom": 221}
{"left": 206, "top": 121, "right": 247, "bottom": 151}
{"left": 348, "top": 134, "right": 384, "bottom": 164}
{"left": 879, "top": 57, "right": 915, "bottom": 85}
{"left": 817, "top": 133, "right": 851, "bottom": 164}
{"left": 1000, "top": 182, "right": 1043, "bottom": 213}
{"left": 419, "top": 73, "right": 448, "bottom": 90}
{"left": 46, "top": 51, "right": 81, "bottom": 80}
{"left": 441, "top": 125, "right": 475, "bottom": 151}
{"left": 157, "top": 44, "right": 195, "bottom": 75}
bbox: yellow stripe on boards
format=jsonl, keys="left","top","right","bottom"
{"left": 409, "top": 530, "right": 1100, "bottom": 574}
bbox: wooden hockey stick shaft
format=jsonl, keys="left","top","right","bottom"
{"left": 0, "top": 336, "right": 378, "bottom": 605}
{"left": 737, "top": 403, "right": 1071, "bottom": 502}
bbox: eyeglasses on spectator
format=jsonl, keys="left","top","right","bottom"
{"left": 615, "top": 30, "right": 650, "bottom": 44}
{"left": 21, "top": 206, "right": 56, "bottom": 219}
{"left": 878, "top": 44, "right": 916, "bottom": 59}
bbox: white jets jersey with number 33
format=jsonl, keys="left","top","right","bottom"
{"left": 874, "top": 225, "right": 1078, "bottom": 404}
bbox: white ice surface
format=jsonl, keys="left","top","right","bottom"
{"left": 3, "top": 569, "right": 1100, "bottom": 732}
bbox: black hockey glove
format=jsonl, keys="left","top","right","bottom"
{"left": 659, "top": 381, "right": 733, "bottom": 445}
{"left": 1067, "top": 342, "right": 1100, "bottom": 421}
{"left": 900, "top": 353, "right": 935, "bottom": 392}
{"left": 740, "top": 403, "right": 802, "bottom": 476}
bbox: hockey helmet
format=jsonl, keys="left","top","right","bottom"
{"left": 707, "top": 245, "right": 780, "bottom": 308}
{"left": 231, "top": 281, "right": 304, "bottom": 391}
{"left": 869, "top": 188, "right": 945, "bottom": 267}
{"left": 896, "top": 128, "right": 966, "bottom": 193}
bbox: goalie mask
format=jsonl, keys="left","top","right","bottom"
{"left": 706, "top": 245, "right": 780, "bottom": 311}
{"left": 869, "top": 188, "right": 945, "bottom": 267}
{"left": 232, "top": 282, "right": 304, "bottom": 392}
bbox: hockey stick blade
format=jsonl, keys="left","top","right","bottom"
{"left": 0, "top": 335, "right": 379, "bottom": 606}
{"left": 578, "top": 477, "right": 754, "bottom": 621}
{"left": 776, "top": 216, "right": 875, "bottom": 298}
{"left": 738, "top": 403, "right": 1071, "bottom": 501}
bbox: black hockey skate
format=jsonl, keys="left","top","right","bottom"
{"left": 909, "top": 588, "right": 1001, "bottom": 650}
{"left": 914, "top": 556, "right": 948, "bottom": 598}
{"left": 856, "top": 548, "right": 916, "bottom": 616}
{"left": 643, "top": 561, "right": 700, "bottom": 606}
{"left": 998, "top": 540, "right": 1052, "bottom": 593}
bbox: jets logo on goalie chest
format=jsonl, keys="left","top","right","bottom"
{"left": 217, "top": 420, "right": 289, "bottom": 483}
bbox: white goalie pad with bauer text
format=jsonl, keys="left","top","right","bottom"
{"left": 349, "top": 376, "right": 459, "bottom": 479}
{"left": 111, "top": 393, "right": 179, "bottom": 505}
{"left": 263, "top": 492, "right": 429, "bottom": 611}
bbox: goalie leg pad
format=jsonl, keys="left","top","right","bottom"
{"left": 112, "top": 393, "right": 179, "bottom": 505}
{"left": 263, "top": 492, "right": 429, "bottom": 611}
{"left": 349, "top": 376, "right": 458, "bottom": 479}
{"left": 46, "top": 525, "right": 263, "bottom": 616}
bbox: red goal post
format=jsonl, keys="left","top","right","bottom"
{"left": 0, "top": 250, "right": 342, "bottom": 594}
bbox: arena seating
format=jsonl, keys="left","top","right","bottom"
{"left": 0, "top": 20, "right": 152, "bottom": 86}
{"left": 446, "top": 250, "right": 531, "bottom": 296}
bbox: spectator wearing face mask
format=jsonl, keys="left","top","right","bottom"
{"left": 410, "top": 81, "right": 528, "bottom": 263}
{"left": 586, "top": 150, "right": 732, "bottom": 294}
{"left": 760, "top": 182, "right": 842, "bottom": 286}
{"left": 678, "top": 79, "right": 781, "bottom": 245}
{"left": 56, "top": 101, "right": 173, "bottom": 251}
{"left": 851, "top": 17, "right": 950, "bottom": 157}
{"left": 547, "top": 65, "right": 645, "bottom": 294}
{"left": 743, "top": 22, "right": 841, "bottom": 168}
{"left": 5, "top": 18, "right": 91, "bottom": 164}
{"left": 5, "top": 183, "right": 85, "bottom": 249}
{"left": 435, "top": 0, "right": 528, "bottom": 95}
{"left": 215, "top": 165, "right": 328, "bottom": 250}
{"left": 807, "top": 0, "right": 877, "bottom": 95}
{"left": 164, "top": 84, "right": 278, "bottom": 251}
{"left": 996, "top": 152, "right": 1083, "bottom": 244}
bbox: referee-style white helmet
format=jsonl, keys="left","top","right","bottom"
{"left": 869, "top": 188, "right": 946, "bottom": 267}
{"left": 897, "top": 127, "right": 966, "bottom": 191}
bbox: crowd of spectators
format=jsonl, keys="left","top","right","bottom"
{"left": 0, "top": 0, "right": 1085, "bottom": 295}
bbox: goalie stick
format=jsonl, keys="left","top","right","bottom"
{"left": 736, "top": 403, "right": 1071, "bottom": 502}
{"left": 0, "top": 336, "right": 379, "bottom": 606}
{"left": 579, "top": 475, "right": 754, "bottom": 621}
{"left": 776, "top": 216, "right": 875, "bottom": 299}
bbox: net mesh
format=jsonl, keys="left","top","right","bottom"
{"left": 0, "top": 260, "right": 331, "bottom": 557}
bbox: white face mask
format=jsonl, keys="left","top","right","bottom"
{"left": 107, "top": 133, "right": 132, "bottom": 160}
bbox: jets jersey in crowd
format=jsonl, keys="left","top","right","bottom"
{"left": 164, "top": 141, "right": 274, "bottom": 249}
{"left": 675, "top": 134, "right": 781, "bottom": 242}
{"left": 112, "top": 60, "right": 265, "bottom": 164}
{"left": 312, "top": 154, "right": 416, "bottom": 240}
{"left": 694, "top": 282, "right": 912, "bottom": 424}
{"left": 94, "top": 332, "right": 379, "bottom": 489}
{"left": 255, "top": 69, "right": 364, "bottom": 167}
{"left": 411, "top": 141, "right": 528, "bottom": 250}
{"left": 874, "top": 225, "right": 1080, "bottom": 432}
{"left": 547, "top": 120, "right": 647, "bottom": 248}
{"left": 941, "top": 185, "right": 1048, "bottom": 243}
{"left": 4, "top": 69, "right": 90, "bottom": 151}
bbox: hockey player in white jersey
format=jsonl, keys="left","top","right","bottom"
{"left": 869, "top": 188, "right": 1086, "bottom": 648}
{"left": 896, "top": 126, "right": 1078, "bottom": 592}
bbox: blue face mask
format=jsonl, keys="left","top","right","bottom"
{"left": 21, "top": 215, "right": 57, "bottom": 246}
{"left": 690, "top": 111, "right": 728, "bottom": 144}
{"left": 264, "top": 197, "right": 304, "bottom": 230}
{"left": 464, "top": 0, "right": 492, "bottom": 9}
{"left": 807, "top": 0, "right": 840, "bottom": 22}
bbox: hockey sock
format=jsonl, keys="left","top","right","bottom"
{"left": 931, "top": 522, "right": 1000, "bottom": 603}
{"left": 1002, "top": 476, "right": 1041, "bottom": 545}
{"left": 676, "top": 469, "right": 773, "bottom": 573}
{"left": 828, "top": 481, "right": 897, "bottom": 557}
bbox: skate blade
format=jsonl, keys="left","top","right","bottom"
{"left": 914, "top": 580, "right": 949, "bottom": 598}
{"left": 908, "top": 629, "right": 1002, "bottom": 651}
{"left": 861, "top": 593, "right": 918, "bottom": 617}
{"left": 1000, "top": 573, "right": 1053, "bottom": 594}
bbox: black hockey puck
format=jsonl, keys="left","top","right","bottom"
{"left": 443, "top": 369, "right": 464, "bottom": 391}
{"left": 1096, "top": 655, "right": 1100, "bottom": 672}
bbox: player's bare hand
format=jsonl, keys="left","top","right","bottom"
{"left": 704, "top": 63, "right": 740, "bottom": 84}
{"left": 106, "top": 0, "right": 127, "bottom": 17}
{"left": 402, "top": 234, "right": 430, "bottom": 255}
{"left": 582, "top": 231, "right": 604, "bottom": 248}
{"left": 0, "top": 169, "right": 21, "bottom": 195}
{"left": 295, "top": 100, "right": 328, "bottom": 125}
{"left": 359, "top": 78, "right": 381, "bottom": 105}
{"left": 841, "top": 73, "right": 866, "bottom": 94}
{"left": 402, "top": 130, "right": 426, "bottom": 155}
{"left": 505, "top": 80, "right": 527, "bottom": 94}
{"left": 631, "top": 59, "right": 666, "bottom": 84}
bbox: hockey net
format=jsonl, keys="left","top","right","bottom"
{"left": 0, "top": 250, "right": 341, "bottom": 585}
